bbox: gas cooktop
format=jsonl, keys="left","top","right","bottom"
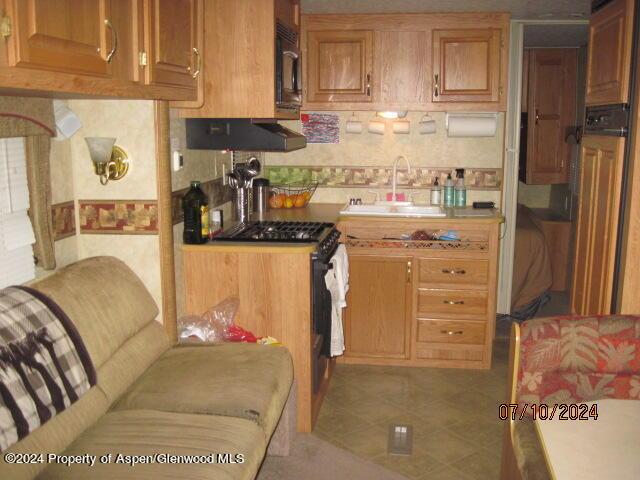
{"left": 212, "top": 221, "right": 335, "bottom": 243}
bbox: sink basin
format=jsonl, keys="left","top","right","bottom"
{"left": 374, "top": 200, "right": 413, "bottom": 207}
{"left": 396, "top": 206, "right": 446, "bottom": 217}
{"left": 340, "top": 204, "right": 447, "bottom": 218}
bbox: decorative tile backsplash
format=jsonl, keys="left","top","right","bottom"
{"left": 171, "top": 177, "right": 233, "bottom": 225}
{"left": 51, "top": 201, "right": 76, "bottom": 241}
{"left": 78, "top": 200, "right": 158, "bottom": 234}
{"left": 265, "top": 165, "right": 502, "bottom": 190}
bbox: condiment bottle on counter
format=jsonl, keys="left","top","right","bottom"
{"left": 183, "top": 180, "right": 209, "bottom": 244}
{"left": 430, "top": 177, "right": 442, "bottom": 206}
{"left": 454, "top": 169, "right": 467, "bottom": 207}
{"left": 444, "top": 173, "right": 455, "bottom": 207}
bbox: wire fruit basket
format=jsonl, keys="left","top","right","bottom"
{"left": 269, "top": 182, "right": 318, "bottom": 209}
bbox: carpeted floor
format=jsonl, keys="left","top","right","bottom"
{"left": 257, "top": 433, "right": 409, "bottom": 479}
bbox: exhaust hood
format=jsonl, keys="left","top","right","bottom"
{"left": 185, "top": 118, "right": 306, "bottom": 152}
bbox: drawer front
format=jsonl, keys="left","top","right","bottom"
{"left": 415, "top": 343, "right": 485, "bottom": 362}
{"left": 417, "top": 319, "right": 485, "bottom": 345}
{"left": 419, "top": 258, "right": 489, "bottom": 286}
{"left": 417, "top": 289, "right": 488, "bottom": 318}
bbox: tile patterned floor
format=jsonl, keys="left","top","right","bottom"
{"left": 313, "top": 339, "right": 510, "bottom": 480}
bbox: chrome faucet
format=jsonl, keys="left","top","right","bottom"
{"left": 392, "top": 155, "right": 412, "bottom": 202}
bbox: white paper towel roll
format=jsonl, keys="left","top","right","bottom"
{"left": 446, "top": 114, "right": 497, "bottom": 137}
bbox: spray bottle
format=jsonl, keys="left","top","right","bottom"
{"left": 444, "top": 173, "right": 455, "bottom": 207}
{"left": 454, "top": 169, "right": 467, "bottom": 207}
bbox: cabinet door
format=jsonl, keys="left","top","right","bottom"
{"left": 6, "top": 0, "right": 112, "bottom": 76}
{"left": 525, "top": 49, "right": 577, "bottom": 184}
{"left": 585, "top": 0, "right": 634, "bottom": 106}
{"left": 145, "top": 0, "right": 200, "bottom": 89}
{"left": 375, "top": 31, "right": 428, "bottom": 107}
{"left": 432, "top": 28, "right": 501, "bottom": 103}
{"left": 344, "top": 255, "right": 412, "bottom": 359}
{"left": 570, "top": 136, "right": 624, "bottom": 315}
{"left": 306, "top": 30, "right": 373, "bottom": 103}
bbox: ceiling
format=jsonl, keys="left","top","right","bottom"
{"left": 524, "top": 24, "right": 589, "bottom": 47}
{"left": 301, "top": 0, "right": 591, "bottom": 20}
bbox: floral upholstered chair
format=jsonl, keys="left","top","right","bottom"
{"left": 500, "top": 315, "right": 640, "bottom": 480}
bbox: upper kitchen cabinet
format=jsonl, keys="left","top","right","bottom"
{"left": 431, "top": 28, "right": 502, "bottom": 103}
{"left": 0, "top": 0, "right": 199, "bottom": 100}
{"left": 306, "top": 30, "right": 374, "bottom": 103}
{"left": 2, "top": 0, "right": 112, "bottom": 76}
{"left": 176, "top": 0, "right": 300, "bottom": 119}
{"left": 302, "top": 13, "right": 509, "bottom": 112}
{"left": 585, "top": 0, "right": 634, "bottom": 106}
{"left": 143, "top": 0, "right": 202, "bottom": 92}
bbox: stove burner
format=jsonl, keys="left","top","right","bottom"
{"left": 213, "top": 221, "right": 334, "bottom": 243}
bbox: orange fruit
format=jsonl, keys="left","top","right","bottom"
{"left": 269, "top": 194, "right": 283, "bottom": 208}
{"left": 284, "top": 196, "right": 294, "bottom": 208}
{"left": 277, "top": 193, "right": 286, "bottom": 205}
{"left": 294, "top": 195, "right": 306, "bottom": 207}
{"left": 302, "top": 191, "right": 311, "bottom": 201}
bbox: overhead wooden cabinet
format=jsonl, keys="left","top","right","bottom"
{"left": 523, "top": 49, "right": 577, "bottom": 184}
{"left": 571, "top": 135, "right": 624, "bottom": 315}
{"left": 306, "top": 30, "right": 373, "bottom": 103}
{"left": 432, "top": 28, "right": 502, "bottom": 103}
{"left": 143, "top": 0, "right": 201, "bottom": 91}
{"left": 302, "top": 13, "right": 509, "bottom": 111}
{"left": 0, "top": 0, "right": 200, "bottom": 100}
{"left": 3, "top": 0, "right": 113, "bottom": 76}
{"left": 585, "top": 0, "right": 634, "bottom": 106}
{"left": 344, "top": 255, "right": 412, "bottom": 359}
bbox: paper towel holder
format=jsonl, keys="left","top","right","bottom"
{"left": 445, "top": 112, "right": 498, "bottom": 130}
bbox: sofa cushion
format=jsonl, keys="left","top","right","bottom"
{"left": 38, "top": 410, "right": 266, "bottom": 480}
{"left": 29, "top": 257, "right": 160, "bottom": 369}
{"left": 0, "top": 388, "right": 110, "bottom": 480}
{"left": 114, "top": 343, "right": 293, "bottom": 436}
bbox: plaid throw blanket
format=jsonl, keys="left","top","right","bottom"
{"left": 0, "top": 286, "right": 95, "bottom": 451}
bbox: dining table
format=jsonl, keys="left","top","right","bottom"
{"left": 534, "top": 399, "right": 640, "bottom": 480}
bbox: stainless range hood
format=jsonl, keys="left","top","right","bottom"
{"left": 185, "top": 118, "right": 306, "bottom": 152}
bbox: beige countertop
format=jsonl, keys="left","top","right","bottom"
{"left": 181, "top": 203, "right": 504, "bottom": 253}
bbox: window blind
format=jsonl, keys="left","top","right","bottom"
{"left": 0, "top": 137, "right": 36, "bottom": 288}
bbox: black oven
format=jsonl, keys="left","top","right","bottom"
{"left": 275, "top": 22, "right": 302, "bottom": 113}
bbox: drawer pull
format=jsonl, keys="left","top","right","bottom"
{"left": 442, "top": 269, "right": 466, "bottom": 275}
{"left": 443, "top": 300, "right": 465, "bottom": 305}
{"left": 441, "top": 330, "right": 464, "bottom": 335}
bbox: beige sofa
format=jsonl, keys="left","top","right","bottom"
{"left": 0, "top": 256, "right": 293, "bottom": 480}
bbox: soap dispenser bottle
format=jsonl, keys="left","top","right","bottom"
{"left": 444, "top": 173, "right": 455, "bottom": 207}
{"left": 430, "top": 177, "right": 442, "bottom": 205}
{"left": 454, "top": 169, "right": 467, "bottom": 207}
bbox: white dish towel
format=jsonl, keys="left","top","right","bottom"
{"left": 324, "top": 244, "right": 349, "bottom": 357}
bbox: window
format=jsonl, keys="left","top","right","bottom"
{"left": 0, "top": 138, "right": 36, "bottom": 288}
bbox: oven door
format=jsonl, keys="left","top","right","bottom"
{"left": 276, "top": 37, "right": 302, "bottom": 108}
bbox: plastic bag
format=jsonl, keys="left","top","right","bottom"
{"left": 178, "top": 296, "right": 257, "bottom": 343}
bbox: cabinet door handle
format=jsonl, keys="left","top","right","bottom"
{"left": 104, "top": 19, "right": 118, "bottom": 63}
{"left": 434, "top": 74, "right": 439, "bottom": 97}
{"left": 442, "top": 269, "right": 466, "bottom": 275}
{"left": 366, "top": 72, "right": 371, "bottom": 96}
{"left": 443, "top": 300, "right": 464, "bottom": 305}
{"left": 188, "top": 47, "right": 201, "bottom": 78}
{"left": 441, "top": 330, "right": 464, "bottom": 335}
{"left": 535, "top": 109, "right": 540, "bottom": 125}
{"left": 406, "top": 260, "right": 412, "bottom": 283}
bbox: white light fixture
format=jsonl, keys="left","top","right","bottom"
{"left": 376, "top": 111, "right": 407, "bottom": 119}
{"left": 85, "top": 137, "right": 129, "bottom": 185}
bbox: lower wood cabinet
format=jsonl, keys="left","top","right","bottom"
{"left": 344, "top": 255, "right": 412, "bottom": 359}
{"left": 339, "top": 216, "right": 501, "bottom": 369}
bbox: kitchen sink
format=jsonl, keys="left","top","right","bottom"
{"left": 340, "top": 204, "right": 447, "bottom": 217}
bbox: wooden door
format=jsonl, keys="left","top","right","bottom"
{"left": 5, "top": 0, "right": 113, "bottom": 76}
{"left": 571, "top": 135, "right": 624, "bottom": 315}
{"left": 306, "top": 30, "right": 374, "bottom": 103}
{"left": 525, "top": 49, "right": 577, "bottom": 184}
{"left": 344, "top": 255, "right": 412, "bottom": 359}
{"left": 145, "top": 0, "right": 200, "bottom": 89}
{"left": 374, "top": 30, "right": 429, "bottom": 107}
{"left": 432, "top": 28, "right": 501, "bottom": 103}
{"left": 586, "top": 0, "right": 634, "bottom": 106}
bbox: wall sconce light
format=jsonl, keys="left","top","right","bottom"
{"left": 85, "top": 137, "right": 129, "bottom": 185}
{"left": 376, "top": 111, "right": 407, "bottom": 119}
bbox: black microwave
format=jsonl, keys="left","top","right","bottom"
{"left": 275, "top": 23, "right": 302, "bottom": 113}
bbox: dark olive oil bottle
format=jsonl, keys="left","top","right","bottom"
{"left": 183, "top": 181, "right": 209, "bottom": 244}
